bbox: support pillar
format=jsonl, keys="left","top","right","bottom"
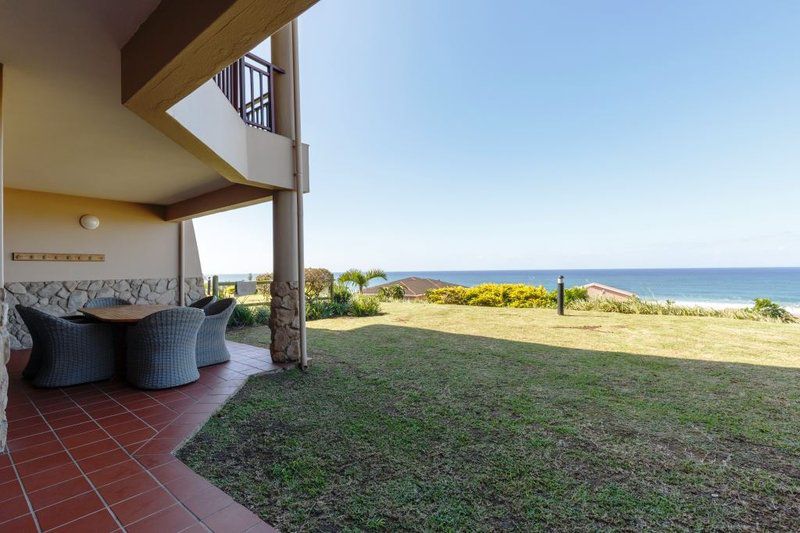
{"left": 178, "top": 221, "right": 186, "bottom": 306}
{"left": 269, "top": 24, "right": 302, "bottom": 363}
{"left": 0, "top": 64, "right": 10, "bottom": 451}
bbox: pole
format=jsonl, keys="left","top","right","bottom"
{"left": 557, "top": 275, "right": 565, "bottom": 316}
{"left": 178, "top": 222, "right": 185, "bottom": 306}
{"left": 212, "top": 275, "right": 219, "bottom": 299}
{"left": 291, "top": 19, "right": 308, "bottom": 370}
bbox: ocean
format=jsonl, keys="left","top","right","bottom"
{"left": 215, "top": 268, "right": 800, "bottom": 313}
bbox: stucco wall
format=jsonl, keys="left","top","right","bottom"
{"left": 4, "top": 188, "right": 202, "bottom": 282}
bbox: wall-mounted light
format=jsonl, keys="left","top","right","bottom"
{"left": 79, "top": 214, "right": 100, "bottom": 230}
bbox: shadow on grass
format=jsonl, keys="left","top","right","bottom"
{"left": 183, "top": 323, "right": 800, "bottom": 532}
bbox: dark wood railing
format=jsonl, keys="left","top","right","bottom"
{"left": 213, "top": 53, "right": 285, "bottom": 132}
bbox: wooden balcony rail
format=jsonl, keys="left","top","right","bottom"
{"left": 213, "top": 53, "right": 285, "bottom": 132}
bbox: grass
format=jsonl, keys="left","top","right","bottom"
{"left": 179, "top": 302, "right": 800, "bottom": 531}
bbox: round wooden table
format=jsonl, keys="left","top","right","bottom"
{"left": 78, "top": 304, "right": 176, "bottom": 323}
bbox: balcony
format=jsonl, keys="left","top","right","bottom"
{"left": 213, "top": 53, "right": 285, "bottom": 133}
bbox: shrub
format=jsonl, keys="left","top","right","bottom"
{"left": 217, "top": 284, "right": 235, "bottom": 299}
{"left": 377, "top": 284, "right": 405, "bottom": 301}
{"left": 255, "top": 273, "right": 272, "bottom": 300}
{"left": 752, "top": 298, "right": 795, "bottom": 322}
{"left": 462, "top": 284, "right": 503, "bottom": 306}
{"left": 350, "top": 295, "right": 382, "bottom": 317}
{"left": 253, "top": 306, "right": 270, "bottom": 325}
{"left": 426, "top": 286, "right": 467, "bottom": 305}
{"left": 306, "top": 299, "right": 345, "bottom": 321}
{"left": 228, "top": 304, "right": 255, "bottom": 327}
{"left": 426, "top": 283, "right": 587, "bottom": 309}
{"left": 331, "top": 282, "right": 353, "bottom": 305}
{"left": 569, "top": 297, "right": 797, "bottom": 323}
{"left": 306, "top": 299, "right": 325, "bottom": 321}
{"left": 305, "top": 268, "right": 334, "bottom": 299}
{"left": 506, "top": 284, "right": 551, "bottom": 308}
{"left": 563, "top": 286, "right": 589, "bottom": 305}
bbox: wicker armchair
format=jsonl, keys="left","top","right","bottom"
{"left": 15, "top": 306, "right": 115, "bottom": 388}
{"left": 16, "top": 306, "right": 44, "bottom": 379}
{"left": 126, "top": 307, "right": 205, "bottom": 389}
{"left": 85, "top": 297, "right": 129, "bottom": 308}
{"left": 196, "top": 298, "right": 236, "bottom": 367}
{"left": 189, "top": 295, "right": 216, "bottom": 312}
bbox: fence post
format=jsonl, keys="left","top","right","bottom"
{"left": 212, "top": 275, "right": 219, "bottom": 298}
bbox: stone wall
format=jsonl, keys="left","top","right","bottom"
{"left": 270, "top": 281, "right": 300, "bottom": 363}
{"left": 5, "top": 277, "right": 206, "bottom": 349}
{"left": 0, "top": 293, "right": 10, "bottom": 451}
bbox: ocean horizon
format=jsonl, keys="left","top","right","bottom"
{"left": 213, "top": 267, "right": 800, "bottom": 313}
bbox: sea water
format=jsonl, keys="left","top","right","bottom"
{"left": 216, "top": 268, "right": 800, "bottom": 313}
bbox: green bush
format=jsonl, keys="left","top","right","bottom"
{"left": 228, "top": 304, "right": 255, "bottom": 327}
{"left": 229, "top": 282, "right": 382, "bottom": 325}
{"left": 570, "top": 297, "right": 797, "bottom": 323}
{"left": 253, "top": 306, "right": 270, "bottom": 325}
{"left": 426, "top": 283, "right": 588, "bottom": 309}
{"left": 331, "top": 282, "right": 353, "bottom": 305}
{"left": 306, "top": 299, "right": 336, "bottom": 321}
{"left": 377, "top": 284, "right": 405, "bottom": 301}
{"left": 350, "top": 295, "right": 382, "bottom": 317}
{"left": 752, "top": 298, "right": 795, "bottom": 322}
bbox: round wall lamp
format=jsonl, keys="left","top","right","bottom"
{"left": 79, "top": 214, "right": 100, "bottom": 230}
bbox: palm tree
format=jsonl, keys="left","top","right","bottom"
{"left": 338, "top": 268, "right": 387, "bottom": 293}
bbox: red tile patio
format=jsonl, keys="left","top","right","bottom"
{"left": 2, "top": 342, "right": 284, "bottom": 532}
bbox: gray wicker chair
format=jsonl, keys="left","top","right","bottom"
{"left": 126, "top": 307, "right": 205, "bottom": 389}
{"left": 189, "top": 295, "right": 216, "bottom": 312}
{"left": 16, "top": 306, "right": 115, "bottom": 388}
{"left": 85, "top": 297, "right": 128, "bottom": 308}
{"left": 196, "top": 298, "right": 236, "bottom": 367}
{"left": 16, "top": 306, "right": 44, "bottom": 380}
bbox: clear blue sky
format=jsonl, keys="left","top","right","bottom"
{"left": 194, "top": 0, "right": 800, "bottom": 275}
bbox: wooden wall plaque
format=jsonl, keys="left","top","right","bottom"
{"left": 12, "top": 253, "right": 105, "bottom": 262}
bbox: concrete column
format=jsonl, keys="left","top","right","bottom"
{"left": 0, "top": 64, "right": 10, "bottom": 451}
{"left": 269, "top": 25, "right": 301, "bottom": 363}
{"left": 178, "top": 221, "right": 186, "bottom": 306}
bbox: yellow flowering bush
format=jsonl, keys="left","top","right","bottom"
{"left": 425, "top": 286, "right": 468, "bottom": 304}
{"left": 426, "top": 283, "right": 587, "bottom": 309}
{"left": 505, "top": 284, "right": 551, "bottom": 308}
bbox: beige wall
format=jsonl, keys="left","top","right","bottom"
{"left": 167, "top": 80, "right": 310, "bottom": 192}
{"left": 4, "top": 189, "right": 202, "bottom": 282}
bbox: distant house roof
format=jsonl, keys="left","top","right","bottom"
{"left": 582, "top": 282, "right": 635, "bottom": 299}
{"left": 364, "top": 277, "right": 461, "bottom": 297}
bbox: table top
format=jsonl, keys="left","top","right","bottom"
{"left": 79, "top": 304, "right": 177, "bottom": 324}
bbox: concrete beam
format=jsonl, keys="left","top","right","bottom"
{"left": 121, "top": 0, "right": 317, "bottom": 192}
{"left": 122, "top": 0, "right": 317, "bottom": 112}
{"left": 164, "top": 184, "right": 274, "bottom": 222}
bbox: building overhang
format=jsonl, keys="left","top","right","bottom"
{"left": 0, "top": 0, "right": 317, "bottom": 214}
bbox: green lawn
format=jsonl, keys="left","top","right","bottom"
{"left": 178, "top": 302, "right": 800, "bottom": 531}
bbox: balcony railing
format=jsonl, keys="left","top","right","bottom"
{"left": 213, "top": 53, "right": 285, "bottom": 132}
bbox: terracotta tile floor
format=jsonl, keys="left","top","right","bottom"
{"left": 2, "top": 342, "right": 284, "bottom": 532}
